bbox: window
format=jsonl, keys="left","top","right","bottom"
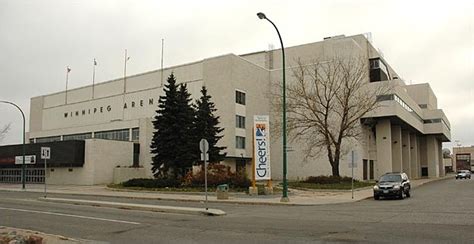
{"left": 95, "top": 129, "right": 130, "bottom": 141}
{"left": 235, "top": 90, "right": 246, "bottom": 105}
{"left": 236, "top": 115, "right": 246, "bottom": 128}
{"left": 236, "top": 136, "right": 246, "bottom": 149}
{"left": 132, "top": 128, "right": 139, "bottom": 141}
{"left": 36, "top": 136, "right": 61, "bottom": 143}
{"left": 63, "top": 132, "right": 92, "bottom": 141}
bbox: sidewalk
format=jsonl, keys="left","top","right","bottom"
{"left": 0, "top": 175, "right": 452, "bottom": 206}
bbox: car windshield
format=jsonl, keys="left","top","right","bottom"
{"left": 379, "top": 174, "right": 402, "bottom": 182}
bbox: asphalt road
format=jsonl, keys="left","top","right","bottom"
{"left": 1, "top": 178, "right": 473, "bottom": 243}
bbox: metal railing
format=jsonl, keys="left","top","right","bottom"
{"left": 0, "top": 168, "right": 45, "bottom": 184}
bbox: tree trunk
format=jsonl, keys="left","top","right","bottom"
{"left": 332, "top": 144, "right": 341, "bottom": 177}
{"left": 331, "top": 165, "right": 340, "bottom": 177}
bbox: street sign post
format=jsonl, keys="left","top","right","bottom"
{"left": 199, "top": 139, "right": 209, "bottom": 210}
{"left": 41, "top": 147, "right": 50, "bottom": 198}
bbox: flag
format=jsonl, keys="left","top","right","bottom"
{"left": 67, "top": 66, "right": 71, "bottom": 73}
{"left": 94, "top": 58, "right": 97, "bottom": 66}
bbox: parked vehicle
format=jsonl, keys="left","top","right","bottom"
{"left": 373, "top": 172, "right": 411, "bottom": 200}
{"left": 455, "top": 170, "right": 471, "bottom": 179}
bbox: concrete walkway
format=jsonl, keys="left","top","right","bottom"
{"left": 0, "top": 176, "right": 452, "bottom": 206}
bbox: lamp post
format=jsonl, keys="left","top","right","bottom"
{"left": 0, "top": 100, "right": 26, "bottom": 189}
{"left": 257, "top": 12, "right": 289, "bottom": 202}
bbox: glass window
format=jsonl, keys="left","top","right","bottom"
{"left": 63, "top": 132, "right": 92, "bottom": 141}
{"left": 36, "top": 136, "right": 61, "bottom": 143}
{"left": 132, "top": 128, "right": 139, "bottom": 141}
{"left": 236, "top": 115, "right": 245, "bottom": 129}
{"left": 236, "top": 136, "right": 245, "bottom": 149}
{"left": 235, "top": 90, "right": 246, "bottom": 105}
{"left": 95, "top": 129, "right": 130, "bottom": 141}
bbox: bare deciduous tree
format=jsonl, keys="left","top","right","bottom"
{"left": 0, "top": 123, "right": 11, "bottom": 143}
{"left": 271, "top": 56, "right": 390, "bottom": 176}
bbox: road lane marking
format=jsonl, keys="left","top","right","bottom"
{"left": 0, "top": 206, "right": 140, "bottom": 225}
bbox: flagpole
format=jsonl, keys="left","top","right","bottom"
{"left": 65, "top": 66, "right": 70, "bottom": 104}
{"left": 123, "top": 49, "right": 127, "bottom": 94}
{"left": 122, "top": 50, "right": 130, "bottom": 120}
{"left": 161, "top": 39, "right": 164, "bottom": 87}
{"left": 92, "top": 58, "right": 96, "bottom": 99}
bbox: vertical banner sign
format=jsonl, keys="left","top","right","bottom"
{"left": 254, "top": 115, "right": 271, "bottom": 180}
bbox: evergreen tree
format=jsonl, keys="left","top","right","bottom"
{"left": 194, "top": 86, "right": 226, "bottom": 164}
{"left": 150, "top": 73, "right": 195, "bottom": 178}
{"left": 174, "top": 83, "right": 197, "bottom": 177}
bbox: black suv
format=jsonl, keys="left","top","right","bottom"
{"left": 373, "top": 172, "right": 411, "bottom": 200}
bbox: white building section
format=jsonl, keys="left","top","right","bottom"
{"left": 22, "top": 34, "right": 450, "bottom": 185}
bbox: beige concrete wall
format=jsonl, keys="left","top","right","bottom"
{"left": 391, "top": 126, "right": 402, "bottom": 172}
{"left": 113, "top": 167, "right": 148, "bottom": 184}
{"left": 29, "top": 96, "right": 44, "bottom": 133}
{"left": 139, "top": 118, "right": 154, "bottom": 178}
{"left": 47, "top": 139, "right": 133, "bottom": 185}
{"left": 401, "top": 130, "right": 411, "bottom": 177}
{"left": 405, "top": 83, "right": 438, "bottom": 110}
{"left": 376, "top": 119, "right": 392, "bottom": 178}
{"left": 409, "top": 133, "right": 419, "bottom": 178}
{"left": 426, "top": 135, "right": 440, "bottom": 177}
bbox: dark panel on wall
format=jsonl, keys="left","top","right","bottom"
{"left": 0, "top": 140, "right": 85, "bottom": 168}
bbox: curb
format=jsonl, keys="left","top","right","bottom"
{"left": 37, "top": 197, "right": 226, "bottom": 216}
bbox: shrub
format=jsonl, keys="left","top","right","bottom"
{"left": 303, "top": 175, "right": 355, "bottom": 184}
{"left": 122, "top": 177, "right": 180, "bottom": 188}
{"left": 183, "top": 164, "right": 251, "bottom": 188}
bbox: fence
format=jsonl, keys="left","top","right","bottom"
{"left": 0, "top": 168, "right": 45, "bottom": 184}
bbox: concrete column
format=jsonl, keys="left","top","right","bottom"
{"left": 409, "top": 133, "right": 419, "bottom": 179}
{"left": 391, "top": 125, "right": 402, "bottom": 173}
{"left": 417, "top": 136, "right": 422, "bottom": 178}
{"left": 139, "top": 118, "right": 154, "bottom": 178}
{"left": 401, "top": 130, "right": 411, "bottom": 177}
{"left": 376, "top": 119, "right": 392, "bottom": 178}
{"left": 438, "top": 139, "right": 445, "bottom": 177}
{"left": 426, "top": 135, "right": 440, "bottom": 177}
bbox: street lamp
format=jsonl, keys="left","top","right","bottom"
{"left": 0, "top": 100, "right": 26, "bottom": 189}
{"left": 257, "top": 12, "right": 289, "bottom": 202}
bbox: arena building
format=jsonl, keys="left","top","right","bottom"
{"left": 0, "top": 34, "right": 451, "bottom": 185}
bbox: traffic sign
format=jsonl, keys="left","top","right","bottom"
{"left": 41, "top": 147, "right": 51, "bottom": 159}
{"left": 199, "top": 139, "right": 209, "bottom": 153}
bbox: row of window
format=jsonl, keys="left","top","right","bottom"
{"left": 33, "top": 128, "right": 140, "bottom": 143}
{"left": 377, "top": 94, "right": 423, "bottom": 123}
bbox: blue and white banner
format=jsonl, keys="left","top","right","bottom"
{"left": 254, "top": 115, "right": 271, "bottom": 180}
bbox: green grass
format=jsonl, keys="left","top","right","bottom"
{"left": 288, "top": 181, "right": 374, "bottom": 190}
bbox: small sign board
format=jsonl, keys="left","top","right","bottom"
{"left": 199, "top": 139, "right": 209, "bottom": 153}
{"left": 15, "top": 155, "right": 36, "bottom": 165}
{"left": 41, "top": 147, "right": 51, "bottom": 159}
{"left": 199, "top": 139, "right": 209, "bottom": 161}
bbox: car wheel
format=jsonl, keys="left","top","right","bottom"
{"left": 374, "top": 195, "right": 380, "bottom": 200}
{"left": 399, "top": 190, "right": 404, "bottom": 200}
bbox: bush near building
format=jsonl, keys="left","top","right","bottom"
{"left": 120, "top": 164, "right": 250, "bottom": 190}
{"left": 288, "top": 175, "right": 374, "bottom": 190}
{"left": 121, "top": 177, "right": 181, "bottom": 188}
{"left": 182, "top": 164, "right": 250, "bottom": 189}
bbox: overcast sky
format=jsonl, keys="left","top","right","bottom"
{"left": 0, "top": 0, "right": 472, "bottom": 150}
